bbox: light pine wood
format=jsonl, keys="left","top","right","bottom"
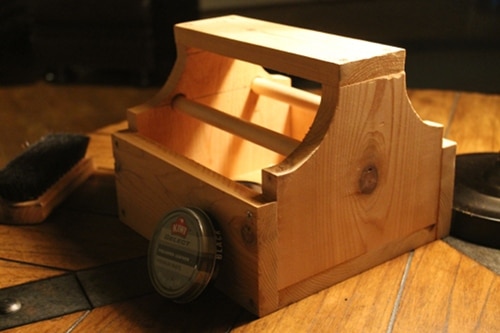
{"left": 278, "top": 226, "right": 437, "bottom": 308}
{"left": 86, "top": 122, "right": 128, "bottom": 171}
{"left": 172, "top": 95, "right": 300, "bottom": 155}
{"left": 267, "top": 72, "right": 447, "bottom": 289}
{"left": 250, "top": 77, "right": 321, "bottom": 111}
{"left": 113, "top": 131, "right": 280, "bottom": 315}
{"left": 0, "top": 76, "right": 498, "bottom": 330}
{"left": 128, "top": 51, "right": 294, "bottom": 180}
{"left": 174, "top": 15, "right": 405, "bottom": 86}
{"left": 436, "top": 138, "right": 457, "bottom": 239}
{"left": 234, "top": 241, "right": 500, "bottom": 333}
{"left": 113, "top": 15, "right": 455, "bottom": 316}
{"left": 233, "top": 253, "right": 411, "bottom": 332}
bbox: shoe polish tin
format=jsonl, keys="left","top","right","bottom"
{"left": 148, "top": 207, "right": 222, "bottom": 303}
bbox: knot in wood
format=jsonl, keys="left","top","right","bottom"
{"left": 359, "top": 164, "right": 378, "bottom": 194}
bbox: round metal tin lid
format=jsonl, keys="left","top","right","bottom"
{"left": 148, "top": 207, "right": 222, "bottom": 303}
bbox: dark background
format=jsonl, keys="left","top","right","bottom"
{"left": 1, "top": 0, "right": 498, "bottom": 92}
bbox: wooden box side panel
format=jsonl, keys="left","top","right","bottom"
{"left": 278, "top": 226, "right": 437, "bottom": 308}
{"left": 436, "top": 138, "right": 457, "bottom": 239}
{"left": 112, "top": 132, "right": 279, "bottom": 315}
{"left": 267, "top": 73, "right": 446, "bottom": 289}
{"left": 127, "top": 49, "right": 302, "bottom": 181}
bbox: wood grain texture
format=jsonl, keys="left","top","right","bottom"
{"left": 278, "top": 226, "right": 437, "bottom": 309}
{"left": 270, "top": 73, "right": 446, "bottom": 289}
{"left": 0, "top": 82, "right": 154, "bottom": 168}
{"left": 0, "top": 14, "right": 496, "bottom": 328}
{"left": 251, "top": 76, "right": 321, "bottom": 111}
{"left": 115, "top": 16, "right": 453, "bottom": 315}
{"left": 0, "top": 209, "right": 148, "bottom": 270}
{"left": 408, "top": 90, "right": 500, "bottom": 154}
{"left": 234, "top": 253, "right": 410, "bottom": 332}
{"left": 175, "top": 15, "right": 405, "bottom": 85}
{"left": 447, "top": 92, "right": 500, "bottom": 154}
{"left": 172, "top": 95, "right": 300, "bottom": 156}
{"left": 129, "top": 50, "right": 293, "bottom": 180}
{"left": 0, "top": 259, "right": 66, "bottom": 289}
{"left": 234, "top": 241, "right": 500, "bottom": 332}
{"left": 0, "top": 76, "right": 498, "bottom": 330}
{"left": 1, "top": 312, "right": 88, "bottom": 333}
{"left": 436, "top": 138, "right": 457, "bottom": 239}
{"left": 393, "top": 241, "right": 500, "bottom": 333}
{"left": 407, "top": 89, "right": 457, "bottom": 128}
{"left": 113, "top": 131, "right": 279, "bottom": 316}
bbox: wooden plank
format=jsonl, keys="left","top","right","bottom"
{"left": 172, "top": 95, "right": 300, "bottom": 156}
{"left": 175, "top": 15, "right": 405, "bottom": 85}
{"left": 87, "top": 131, "right": 122, "bottom": 171}
{"left": 476, "top": 277, "right": 500, "bottom": 332}
{"left": 270, "top": 73, "right": 445, "bottom": 289}
{"left": 119, "top": 18, "right": 452, "bottom": 314}
{"left": 0, "top": 82, "right": 154, "bottom": 168}
{"left": 92, "top": 121, "right": 128, "bottom": 136}
{"left": 0, "top": 210, "right": 148, "bottom": 271}
{"left": 72, "top": 291, "right": 243, "bottom": 333}
{"left": 392, "top": 241, "right": 500, "bottom": 332}
{"left": 62, "top": 169, "right": 118, "bottom": 216}
{"left": 278, "top": 226, "right": 437, "bottom": 309}
{"left": 446, "top": 92, "right": 500, "bottom": 154}
{"left": 233, "top": 253, "right": 409, "bottom": 332}
{"left": 1, "top": 311, "right": 88, "bottom": 333}
{"left": 251, "top": 77, "right": 321, "bottom": 111}
{"left": 444, "top": 237, "right": 500, "bottom": 276}
{"left": 113, "top": 131, "right": 279, "bottom": 316}
{"left": 435, "top": 138, "right": 456, "bottom": 239}
{"left": 0, "top": 259, "right": 66, "bottom": 289}
{"left": 129, "top": 51, "right": 293, "bottom": 180}
{"left": 308, "top": 254, "right": 408, "bottom": 332}
{"left": 407, "top": 89, "right": 456, "bottom": 128}
{"left": 0, "top": 79, "right": 497, "bottom": 330}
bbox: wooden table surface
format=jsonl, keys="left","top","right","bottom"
{"left": 0, "top": 88, "right": 499, "bottom": 332}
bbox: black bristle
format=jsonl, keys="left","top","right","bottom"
{"left": 0, "top": 133, "right": 89, "bottom": 202}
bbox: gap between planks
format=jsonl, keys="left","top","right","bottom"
{"left": 386, "top": 251, "right": 415, "bottom": 333}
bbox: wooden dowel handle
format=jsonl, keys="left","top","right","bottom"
{"left": 172, "top": 95, "right": 300, "bottom": 156}
{"left": 251, "top": 77, "right": 321, "bottom": 111}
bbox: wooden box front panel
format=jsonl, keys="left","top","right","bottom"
{"left": 112, "top": 131, "right": 279, "bottom": 316}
